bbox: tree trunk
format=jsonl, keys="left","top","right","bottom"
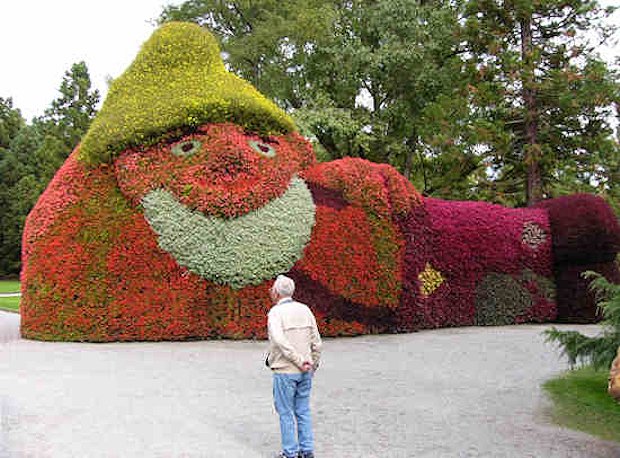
{"left": 615, "top": 101, "right": 620, "bottom": 143}
{"left": 404, "top": 135, "right": 425, "bottom": 192}
{"left": 404, "top": 148, "right": 415, "bottom": 182}
{"left": 521, "top": 14, "right": 542, "bottom": 206}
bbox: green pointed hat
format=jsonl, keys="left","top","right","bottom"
{"left": 78, "top": 22, "right": 296, "bottom": 165}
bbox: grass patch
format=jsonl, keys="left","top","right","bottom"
{"left": 543, "top": 366, "right": 620, "bottom": 442}
{"left": 0, "top": 280, "right": 20, "bottom": 293}
{"left": 0, "top": 295, "right": 19, "bottom": 313}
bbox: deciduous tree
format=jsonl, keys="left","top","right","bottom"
{"left": 160, "top": 0, "right": 475, "bottom": 198}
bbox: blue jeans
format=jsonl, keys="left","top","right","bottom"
{"left": 273, "top": 372, "right": 314, "bottom": 457}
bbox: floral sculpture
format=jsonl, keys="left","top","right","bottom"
{"left": 20, "top": 23, "right": 620, "bottom": 341}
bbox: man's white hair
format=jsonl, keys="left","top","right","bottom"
{"left": 273, "top": 274, "right": 295, "bottom": 297}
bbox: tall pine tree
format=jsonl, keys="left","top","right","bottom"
{"left": 0, "top": 62, "right": 100, "bottom": 276}
{"left": 463, "top": 0, "right": 619, "bottom": 206}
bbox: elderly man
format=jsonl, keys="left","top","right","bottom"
{"left": 267, "top": 275, "right": 322, "bottom": 458}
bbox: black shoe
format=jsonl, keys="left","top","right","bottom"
{"left": 299, "top": 452, "right": 315, "bottom": 458}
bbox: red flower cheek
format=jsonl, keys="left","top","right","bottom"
{"left": 299, "top": 206, "right": 382, "bottom": 305}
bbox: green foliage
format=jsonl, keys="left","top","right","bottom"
{"left": 293, "top": 97, "right": 373, "bottom": 162}
{"left": 543, "top": 366, "right": 620, "bottom": 442}
{"left": 40, "top": 61, "right": 100, "bottom": 150}
{"left": 296, "top": 0, "right": 477, "bottom": 198}
{"left": 0, "top": 98, "right": 24, "bottom": 151}
{"left": 545, "top": 271, "right": 620, "bottom": 370}
{"left": 0, "top": 63, "right": 99, "bottom": 276}
{"left": 475, "top": 273, "right": 532, "bottom": 325}
{"left": 78, "top": 22, "right": 295, "bottom": 166}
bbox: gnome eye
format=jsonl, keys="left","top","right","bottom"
{"left": 248, "top": 140, "right": 276, "bottom": 158}
{"left": 172, "top": 140, "right": 202, "bottom": 157}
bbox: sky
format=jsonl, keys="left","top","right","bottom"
{"left": 0, "top": 0, "right": 180, "bottom": 121}
{"left": 1, "top": 1, "right": 619, "bottom": 122}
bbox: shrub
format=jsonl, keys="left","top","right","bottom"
{"left": 536, "top": 194, "right": 620, "bottom": 265}
{"left": 545, "top": 272, "right": 620, "bottom": 370}
{"left": 407, "top": 197, "right": 557, "bottom": 329}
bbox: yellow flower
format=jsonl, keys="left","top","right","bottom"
{"left": 419, "top": 263, "right": 445, "bottom": 297}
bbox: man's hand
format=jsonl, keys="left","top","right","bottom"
{"left": 301, "top": 361, "right": 313, "bottom": 372}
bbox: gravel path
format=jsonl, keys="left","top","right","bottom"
{"left": 1, "top": 312, "right": 619, "bottom": 457}
{"left": 0, "top": 311, "right": 20, "bottom": 343}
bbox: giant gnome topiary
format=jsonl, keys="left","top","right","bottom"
{"left": 21, "top": 23, "right": 620, "bottom": 341}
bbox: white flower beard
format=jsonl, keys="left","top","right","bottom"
{"left": 142, "top": 177, "right": 316, "bottom": 289}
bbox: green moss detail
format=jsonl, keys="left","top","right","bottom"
{"left": 367, "top": 213, "right": 402, "bottom": 307}
{"left": 78, "top": 22, "right": 295, "bottom": 165}
{"left": 521, "top": 268, "right": 556, "bottom": 302}
{"left": 475, "top": 273, "right": 532, "bottom": 326}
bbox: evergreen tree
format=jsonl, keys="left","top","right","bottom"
{"left": 463, "top": 0, "right": 619, "bottom": 206}
{"left": 545, "top": 272, "right": 620, "bottom": 370}
{"left": 36, "top": 61, "right": 101, "bottom": 177}
{"left": 0, "top": 99, "right": 27, "bottom": 276}
{"left": 0, "top": 97, "right": 24, "bottom": 152}
{"left": 0, "top": 62, "right": 99, "bottom": 276}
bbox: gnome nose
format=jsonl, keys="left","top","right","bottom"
{"left": 208, "top": 148, "right": 256, "bottom": 179}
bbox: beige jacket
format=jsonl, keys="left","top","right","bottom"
{"left": 267, "top": 298, "right": 322, "bottom": 373}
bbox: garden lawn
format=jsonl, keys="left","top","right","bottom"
{"left": 544, "top": 366, "right": 620, "bottom": 443}
{"left": 0, "top": 296, "right": 20, "bottom": 313}
{"left": 0, "top": 280, "right": 20, "bottom": 293}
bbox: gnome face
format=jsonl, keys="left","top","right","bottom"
{"left": 111, "top": 121, "right": 317, "bottom": 289}
{"left": 114, "top": 122, "right": 314, "bottom": 218}
{"left": 71, "top": 22, "right": 319, "bottom": 290}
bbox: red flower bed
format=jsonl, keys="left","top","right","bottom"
{"left": 536, "top": 194, "right": 620, "bottom": 264}
{"left": 553, "top": 261, "right": 620, "bottom": 323}
{"left": 20, "top": 19, "right": 619, "bottom": 341}
{"left": 535, "top": 194, "right": 620, "bottom": 322}
{"left": 299, "top": 158, "right": 422, "bottom": 310}
{"left": 22, "top": 154, "right": 425, "bottom": 340}
{"left": 297, "top": 205, "right": 383, "bottom": 305}
{"left": 22, "top": 151, "right": 275, "bottom": 341}
{"left": 410, "top": 198, "right": 556, "bottom": 329}
{"left": 21, "top": 149, "right": 92, "bottom": 266}
{"left": 393, "top": 204, "right": 436, "bottom": 331}
{"left": 22, "top": 141, "right": 620, "bottom": 341}
{"left": 302, "top": 158, "right": 421, "bottom": 219}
